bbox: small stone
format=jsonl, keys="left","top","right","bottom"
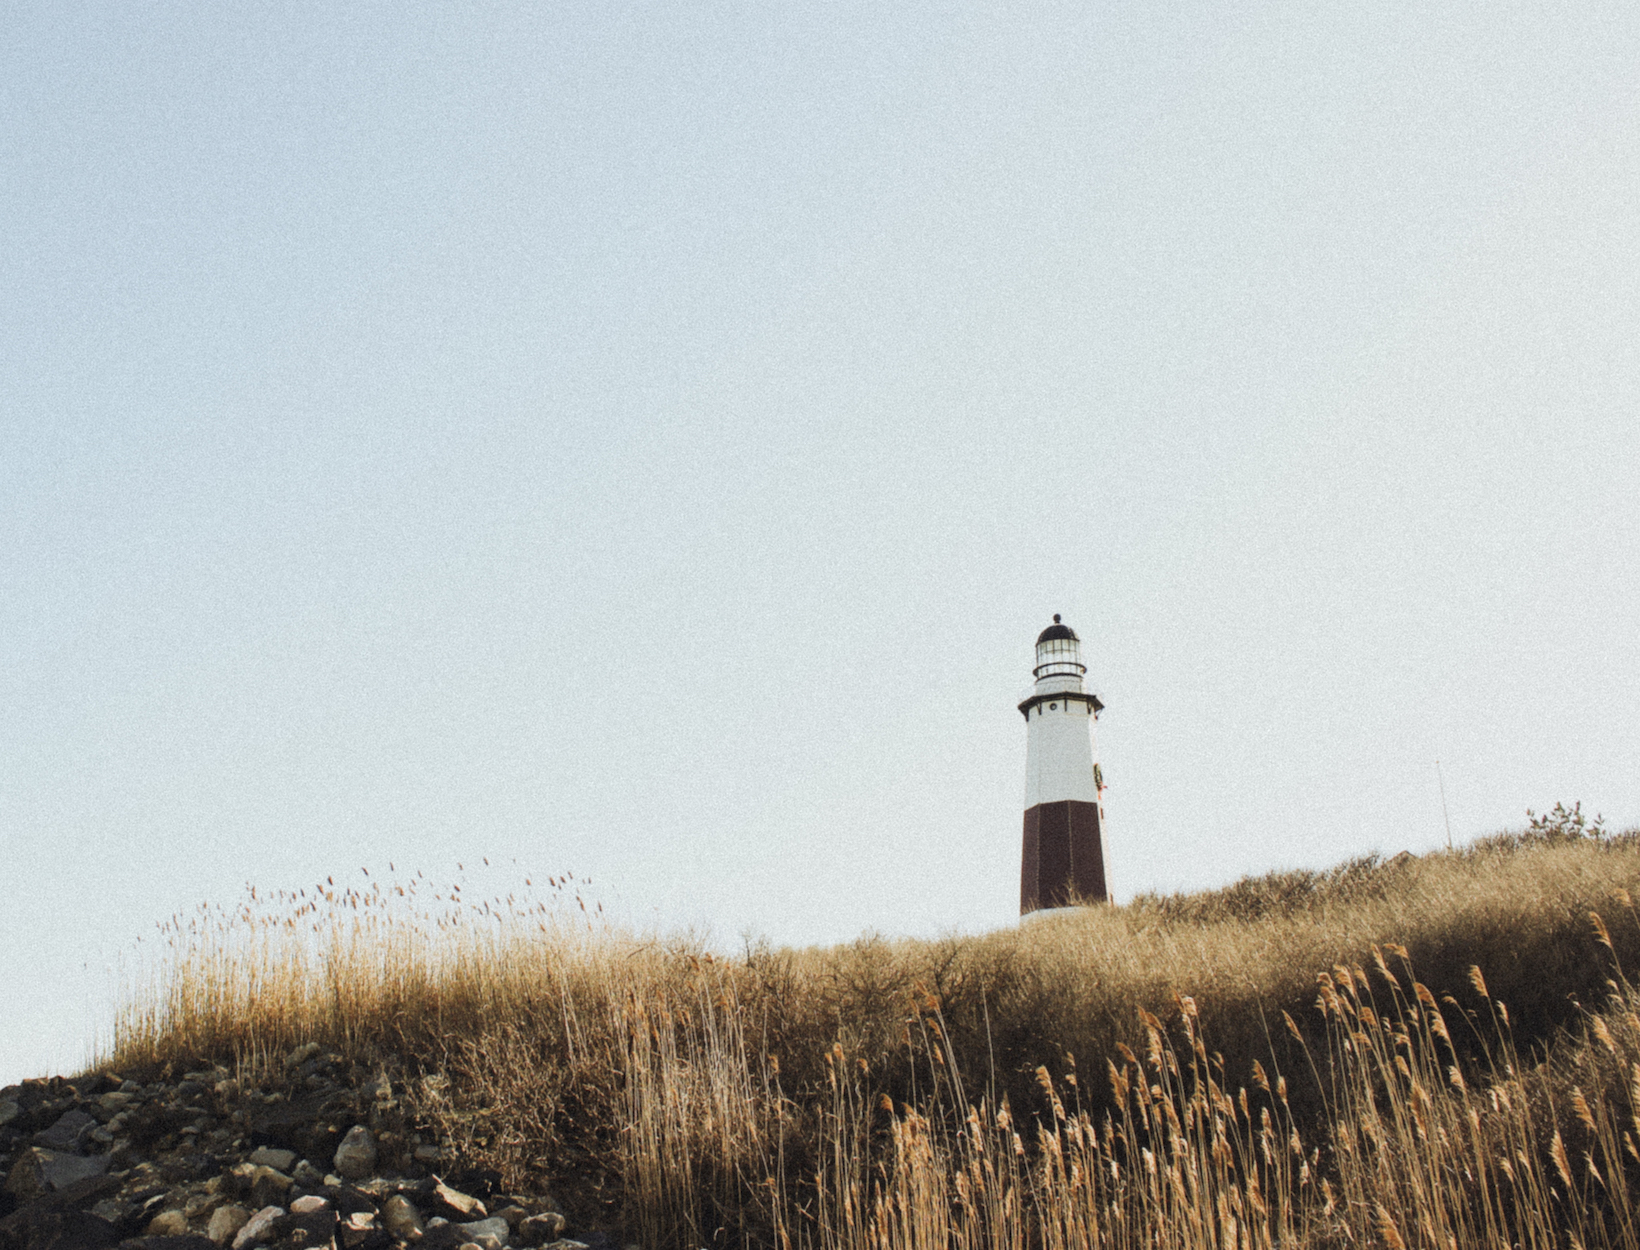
{"left": 208, "top": 1204, "right": 252, "bottom": 1245}
{"left": 248, "top": 1146, "right": 297, "bottom": 1171}
{"left": 231, "top": 1204, "right": 287, "bottom": 1250}
{"left": 0, "top": 1100, "right": 19, "bottom": 1127}
{"left": 542, "top": 1241, "right": 591, "bottom": 1250}
{"left": 414, "top": 1144, "right": 442, "bottom": 1162}
{"left": 338, "top": 1210, "right": 390, "bottom": 1249}
{"left": 518, "top": 1211, "right": 568, "bottom": 1245}
{"left": 185, "top": 1192, "right": 226, "bottom": 1219}
{"left": 248, "top": 1164, "right": 294, "bottom": 1210}
{"left": 292, "top": 1159, "right": 325, "bottom": 1187}
{"left": 290, "top": 1194, "right": 331, "bottom": 1214}
{"left": 431, "top": 1179, "right": 486, "bottom": 1218}
{"left": 285, "top": 1041, "right": 322, "bottom": 1068}
{"left": 459, "top": 1215, "right": 511, "bottom": 1248}
{"left": 148, "top": 1208, "right": 191, "bottom": 1236}
{"left": 333, "top": 1125, "right": 377, "bottom": 1181}
{"left": 493, "top": 1205, "right": 528, "bottom": 1230}
{"left": 380, "top": 1194, "right": 425, "bottom": 1240}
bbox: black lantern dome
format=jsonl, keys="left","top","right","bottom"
{"left": 1035, "top": 614, "right": 1079, "bottom": 646}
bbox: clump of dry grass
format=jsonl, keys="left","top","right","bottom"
{"left": 768, "top": 937, "right": 1640, "bottom": 1250}
{"left": 104, "top": 818, "right": 1640, "bottom": 1246}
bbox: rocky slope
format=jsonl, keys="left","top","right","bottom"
{"left": 0, "top": 1043, "right": 619, "bottom": 1250}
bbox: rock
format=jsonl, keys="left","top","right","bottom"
{"left": 32, "top": 1109, "right": 99, "bottom": 1153}
{"left": 541, "top": 1242, "right": 591, "bottom": 1250}
{"left": 285, "top": 1043, "right": 321, "bottom": 1069}
{"left": 225, "top": 1164, "right": 292, "bottom": 1212}
{"left": 338, "top": 1210, "right": 392, "bottom": 1249}
{"left": 251, "top": 1174, "right": 290, "bottom": 1213}
{"left": 458, "top": 1215, "right": 510, "bottom": 1249}
{"left": 182, "top": 1194, "right": 222, "bottom": 1223}
{"left": 0, "top": 1201, "right": 120, "bottom": 1249}
{"left": 125, "top": 1237, "right": 219, "bottom": 1249}
{"left": 0, "top": 1102, "right": 20, "bottom": 1129}
{"left": 4, "top": 1146, "right": 111, "bottom": 1199}
{"left": 284, "top": 1203, "right": 337, "bottom": 1247}
{"left": 44, "top": 1150, "right": 111, "bottom": 1191}
{"left": 331, "top": 1188, "right": 376, "bottom": 1217}
{"left": 229, "top": 1204, "right": 285, "bottom": 1250}
{"left": 45, "top": 1168, "right": 122, "bottom": 1209}
{"left": 518, "top": 1212, "right": 567, "bottom": 1245}
{"left": 206, "top": 1204, "right": 251, "bottom": 1246}
{"left": 290, "top": 1160, "right": 324, "bottom": 1188}
{"left": 332, "top": 1127, "right": 376, "bottom": 1181}
{"left": 413, "top": 1145, "right": 442, "bottom": 1163}
{"left": 430, "top": 1180, "right": 485, "bottom": 1219}
{"left": 147, "top": 1209, "right": 190, "bottom": 1236}
{"left": 378, "top": 1195, "right": 424, "bottom": 1240}
{"left": 248, "top": 1090, "right": 342, "bottom": 1162}
{"left": 289, "top": 1195, "right": 330, "bottom": 1215}
{"left": 245, "top": 1148, "right": 295, "bottom": 1173}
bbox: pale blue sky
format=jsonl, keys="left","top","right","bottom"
{"left": 3, "top": 1, "right": 1638, "bottom": 1083}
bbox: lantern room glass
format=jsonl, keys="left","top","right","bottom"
{"left": 1034, "top": 635, "right": 1086, "bottom": 680}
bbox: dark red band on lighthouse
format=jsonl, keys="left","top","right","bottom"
{"left": 1021, "top": 800, "right": 1107, "bottom": 914}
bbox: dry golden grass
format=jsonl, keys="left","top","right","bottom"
{"left": 104, "top": 817, "right": 1640, "bottom": 1247}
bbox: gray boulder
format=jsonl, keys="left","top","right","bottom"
{"left": 32, "top": 1109, "right": 99, "bottom": 1153}
{"left": 3, "top": 1146, "right": 111, "bottom": 1200}
{"left": 332, "top": 1126, "right": 377, "bottom": 1181}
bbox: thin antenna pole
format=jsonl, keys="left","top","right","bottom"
{"left": 1436, "top": 759, "right": 1453, "bottom": 851}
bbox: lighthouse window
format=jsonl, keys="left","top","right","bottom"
{"left": 1049, "top": 703, "right": 1057, "bottom": 710}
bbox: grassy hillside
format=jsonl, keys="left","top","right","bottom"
{"left": 107, "top": 805, "right": 1640, "bottom": 1247}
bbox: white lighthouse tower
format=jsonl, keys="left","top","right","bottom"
{"left": 1019, "top": 615, "right": 1108, "bottom": 913}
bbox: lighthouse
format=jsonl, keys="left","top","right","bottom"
{"left": 1019, "top": 615, "right": 1108, "bottom": 914}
